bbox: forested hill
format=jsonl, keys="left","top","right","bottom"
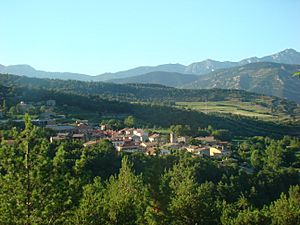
{"left": 0, "top": 73, "right": 295, "bottom": 104}
{"left": 106, "top": 62, "right": 300, "bottom": 103}
{"left": 1, "top": 73, "right": 299, "bottom": 121}
{"left": 108, "top": 71, "right": 199, "bottom": 87}
{"left": 4, "top": 86, "right": 300, "bottom": 137}
{"left": 1, "top": 80, "right": 300, "bottom": 137}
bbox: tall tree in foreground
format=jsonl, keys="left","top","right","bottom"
{"left": 0, "top": 115, "right": 82, "bottom": 224}
{"left": 73, "top": 177, "right": 107, "bottom": 225}
{"left": 268, "top": 185, "right": 300, "bottom": 225}
{"left": 104, "top": 157, "right": 152, "bottom": 225}
{"left": 160, "top": 160, "right": 221, "bottom": 225}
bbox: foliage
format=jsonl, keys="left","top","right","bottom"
{"left": 124, "top": 115, "right": 137, "bottom": 127}
{"left": 0, "top": 111, "right": 300, "bottom": 224}
{"left": 170, "top": 124, "right": 191, "bottom": 136}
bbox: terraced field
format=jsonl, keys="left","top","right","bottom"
{"left": 176, "top": 101, "right": 300, "bottom": 123}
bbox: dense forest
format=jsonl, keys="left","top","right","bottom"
{"left": 0, "top": 73, "right": 298, "bottom": 110}
{"left": 0, "top": 116, "right": 299, "bottom": 224}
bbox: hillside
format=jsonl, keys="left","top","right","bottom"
{"left": 0, "top": 73, "right": 295, "bottom": 104}
{"left": 184, "top": 48, "right": 300, "bottom": 75}
{"left": 0, "top": 64, "right": 93, "bottom": 81}
{"left": 1, "top": 73, "right": 299, "bottom": 123}
{"left": 108, "top": 71, "right": 199, "bottom": 87}
{"left": 2, "top": 82, "right": 300, "bottom": 137}
{"left": 98, "top": 48, "right": 300, "bottom": 78}
{"left": 107, "top": 62, "right": 300, "bottom": 103}
{"left": 95, "top": 64, "right": 186, "bottom": 81}
{"left": 182, "top": 62, "right": 300, "bottom": 103}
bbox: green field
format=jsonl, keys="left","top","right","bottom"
{"left": 176, "top": 101, "right": 300, "bottom": 123}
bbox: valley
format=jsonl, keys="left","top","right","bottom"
{"left": 1, "top": 58, "right": 300, "bottom": 224}
{"left": 176, "top": 100, "right": 300, "bottom": 123}
{"left": 1, "top": 1, "right": 300, "bottom": 223}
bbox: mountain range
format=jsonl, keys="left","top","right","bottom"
{"left": 182, "top": 62, "right": 300, "bottom": 104}
{"left": 1, "top": 48, "right": 300, "bottom": 81}
{"left": 107, "top": 62, "right": 300, "bottom": 103}
{"left": 0, "top": 64, "right": 92, "bottom": 81}
{"left": 1, "top": 48, "right": 300, "bottom": 103}
{"left": 97, "top": 48, "right": 300, "bottom": 80}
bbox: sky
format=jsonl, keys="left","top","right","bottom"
{"left": 0, "top": 0, "right": 299, "bottom": 75}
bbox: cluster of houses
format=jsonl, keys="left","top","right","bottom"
{"left": 48, "top": 121, "right": 231, "bottom": 158}
{"left": 1, "top": 100, "right": 231, "bottom": 158}
{"left": 184, "top": 136, "right": 231, "bottom": 158}
{"left": 0, "top": 100, "right": 64, "bottom": 125}
{"left": 49, "top": 123, "right": 168, "bottom": 155}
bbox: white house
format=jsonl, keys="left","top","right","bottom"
{"left": 116, "top": 141, "right": 143, "bottom": 153}
{"left": 133, "top": 129, "right": 148, "bottom": 142}
{"left": 110, "top": 138, "right": 125, "bottom": 147}
{"left": 149, "top": 133, "right": 160, "bottom": 142}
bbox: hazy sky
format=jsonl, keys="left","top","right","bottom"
{"left": 0, "top": 0, "right": 299, "bottom": 75}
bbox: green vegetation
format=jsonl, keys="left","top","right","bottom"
{"left": 176, "top": 100, "right": 300, "bottom": 123}
{"left": 1, "top": 79, "right": 300, "bottom": 137}
{"left": 0, "top": 117, "right": 299, "bottom": 224}
{"left": 1, "top": 71, "right": 300, "bottom": 224}
{"left": 293, "top": 71, "right": 300, "bottom": 77}
{"left": 109, "top": 71, "right": 199, "bottom": 87}
{"left": 1, "top": 73, "right": 299, "bottom": 127}
{"left": 0, "top": 73, "right": 298, "bottom": 106}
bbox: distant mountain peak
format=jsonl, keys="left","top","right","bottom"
{"left": 1, "top": 48, "right": 300, "bottom": 81}
{"left": 7, "top": 64, "right": 35, "bottom": 70}
{"left": 203, "top": 59, "right": 216, "bottom": 62}
{"left": 282, "top": 48, "right": 298, "bottom": 53}
{"left": 272, "top": 48, "right": 298, "bottom": 57}
{"left": 182, "top": 62, "right": 300, "bottom": 103}
{"left": 260, "top": 48, "right": 300, "bottom": 65}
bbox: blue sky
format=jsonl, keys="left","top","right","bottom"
{"left": 0, "top": 0, "right": 299, "bottom": 75}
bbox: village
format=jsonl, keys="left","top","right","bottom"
{"left": 1, "top": 100, "right": 232, "bottom": 158}
{"left": 49, "top": 122, "right": 232, "bottom": 158}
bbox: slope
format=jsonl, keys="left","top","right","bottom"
{"left": 108, "top": 71, "right": 199, "bottom": 87}
{"left": 181, "top": 62, "right": 300, "bottom": 103}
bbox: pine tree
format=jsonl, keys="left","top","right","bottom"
{"left": 73, "top": 177, "right": 107, "bottom": 225}
{"left": 160, "top": 160, "right": 221, "bottom": 225}
{"left": 104, "top": 157, "right": 151, "bottom": 225}
{"left": 269, "top": 185, "right": 300, "bottom": 225}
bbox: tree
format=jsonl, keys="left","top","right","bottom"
{"left": 228, "top": 208, "right": 269, "bottom": 225}
{"left": 73, "top": 177, "right": 107, "bottom": 225}
{"left": 102, "top": 119, "right": 123, "bottom": 130}
{"left": 0, "top": 114, "right": 83, "bottom": 224}
{"left": 1, "top": 99, "right": 7, "bottom": 115}
{"left": 170, "top": 125, "right": 191, "bottom": 137}
{"left": 264, "top": 141, "right": 283, "bottom": 170}
{"left": 269, "top": 185, "right": 300, "bottom": 225}
{"left": 9, "top": 106, "right": 17, "bottom": 117}
{"left": 197, "top": 128, "right": 210, "bottom": 137}
{"left": 77, "top": 139, "right": 120, "bottom": 180}
{"left": 250, "top": 149, "right": 263, "bottom": 170}
{"left": 212, "top": 129, "right": 232, "bottom": 141}
{"left": 124, "top": 115, "right": 137, "bottom": 127}
{"left": 103, "top": 157, "right": 152, "bottom": 224}
{"left": 160, "top": 161, "right": 220, "bottom": 225}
